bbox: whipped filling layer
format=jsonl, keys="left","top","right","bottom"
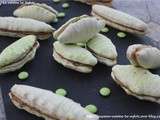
{"left": 0, "top": 28, "right": 52, "bottom": 35}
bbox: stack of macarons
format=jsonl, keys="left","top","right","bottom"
{"left": 53, "top": 15, "right": 118, "bottom": 73}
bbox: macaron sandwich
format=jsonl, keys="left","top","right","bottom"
{"left": 53, "top": 41, "right": 97, "bottom": 73}
{"left": 54, "top": 15, "right": 105, "bottom": 44}
{"left": 13, "top": 2, "right": 58, "bottom": 23}
{"left": 0, "top": 35, "right": 39, "bottom": 73}
{"left": 111, "top": 65, "right": 160, "bottom": 104}
{"left": 87, "top": 34, "right": 117, "bottom": 66}
{"left": 0, "top": 17, "right": 55, "bottom": 40}
{"left": 9, "top": 84, "right": 99, "bottom": 120}
{"left": 92, "top": 5, "right": 148, "bottom": 35}
{"left": 127, "top": 44, "right": 160, "bottom": 69}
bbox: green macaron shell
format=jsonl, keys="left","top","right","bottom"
{"left": 87, "top": 34, "right": 117, "bottom": 59}
{"left": 54, "top": 15, "right": 105, "bottom": 44}
{"left": 54, "top": 15, "right": 88, "bottom": 39}
{"left": 0, "top": 35, "right": 36, "bottom": 68}
{"left": 54, "top": 41, "right": 97, "bottom": 66}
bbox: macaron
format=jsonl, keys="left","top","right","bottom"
{"left": 111, "top": 65, "right": 160, "bottom": 104}
{"left": 127, "top": 44, "right": 160, "bottom": 69}
{"left": 54, "top": 15, "right": 105, "bottom": 44}
{"left": 53, "top": 41, "right": 97, "bottom": 73}
{"left": 92, "top": 5, "right": 148, "bottom": 35}
{"left": 87, "top": 34, "right": 117, "bottom": 66}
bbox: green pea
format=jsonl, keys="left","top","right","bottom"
{"left": 53, "top": 18, "right": 58, "bottom": 23}
{"left": 101, "top": 27, "right": 109, "bottom": 33}
{"left": 57, "top": 12, "right": 65, "bottom": 18}
{"left": 85, "top": 104, "right": 98, "bottom": 114}
{"left": 18, "top": 71, "right": 29, "bottom": 80}
{"left": 62, "top": 3, "right": 70, "bottom": 8}
{"left": 55, "top": 88, "right": 67, "bottom": 96}
{"left": 99, "top": 87, "right": 111, "bottom": 97}
{"left": 53, "top": 0, "right": 61, "bottom": 3}
{"left": 117, "top": 32, "right": 126, "bottom": 38}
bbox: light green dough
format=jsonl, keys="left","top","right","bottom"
{"left": 54, "top": 41, "right": 97, "bottom": 66}
{"left": 0, "top": 35, "right": 36, "bottom": 68}
{"left": 87, "top": 34, "right": 117, "bottom": 59}
{"left": 112, "top": 65, "right": 160, "bottom": 97}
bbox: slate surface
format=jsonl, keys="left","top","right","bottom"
{"left": 0, "top": 1, "right": 160, "bottom": 120}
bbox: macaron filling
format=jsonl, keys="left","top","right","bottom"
{"left": 0, "top": 28, "right": 52, "bottom": 36}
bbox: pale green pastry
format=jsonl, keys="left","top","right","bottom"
{"left": 53, "top": 41, "right": 97, "bottom": 73}
{"left": 0, "top": 17, "right": 55, "bottom": 40}
{"left": 0, "top": 35, "right": 39, "bottom": 73}
{"left": 92, "top": 5, "right": 148, "bottom": 35}
{"left": 9, "top": 84, "right": 99, "bottom": 120}
{"left": 127, "top": 44, "right": 160, "bottom": 69}
{"left": 87, "top": 34, "right": 117, "bottom": 66}
{"left": 13, "top": 3, "right": 58, "bottom": 23}
{"left": 54, "top": 15, "right": 105, "bottom": 44}
{"left": 111, "top": 65, "right": 160, "bottom": 104}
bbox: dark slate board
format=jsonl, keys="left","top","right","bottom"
{"left": 0, "top": 1, "right": 160, "bottom": 120}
